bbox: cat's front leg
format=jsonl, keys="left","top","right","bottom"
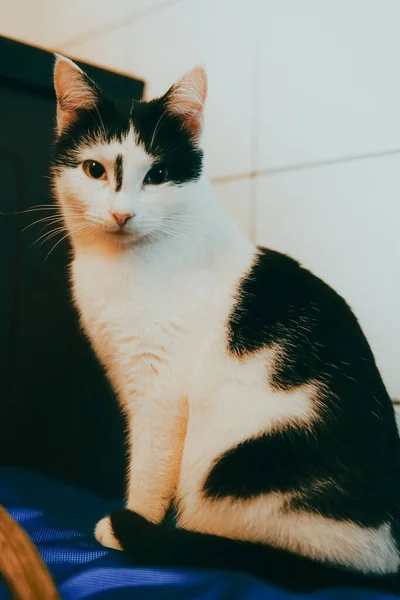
{"left": 95, "top": 393, "right": 188, "bottom": 548}
{"left": 126, "top": 393, "right": 188, "bottom": 522}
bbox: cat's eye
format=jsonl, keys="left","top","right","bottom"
{"left": 82, "top": 160, "right": 107, "bottom": 181}
{"left": 143, "top": 165, "right": 169, "bottom": 186}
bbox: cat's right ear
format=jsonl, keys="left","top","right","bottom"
{"left": 165, "top": 67, "right": 207, "bottom": 139}
{"left": 53, "top": 54, "right": 100, "bottom": 135}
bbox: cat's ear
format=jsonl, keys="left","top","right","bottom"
{"left": 166, "top": 67, "right": 207, "bottom": 139}
{"left": 53, "top": 54, "right": 100, "bottom": 135}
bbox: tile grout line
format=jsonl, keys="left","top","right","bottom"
{"left": 59, "top": 0, "right": 187, "bottom": 51}
{"left": 211, "top": 147, "right": 400, "bottom": 185}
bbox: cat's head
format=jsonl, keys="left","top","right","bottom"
{"left": 52, "top": 55, "right": 207, "bottom": 248}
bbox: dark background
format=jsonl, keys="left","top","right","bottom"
{"left": 0, "top": 36, "right": 144, "bottom": 499}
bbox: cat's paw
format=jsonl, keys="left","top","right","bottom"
{"left": 95, "top": 516, "right": 122, "bottom": 551}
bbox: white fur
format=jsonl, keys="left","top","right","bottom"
{"left": 54, "top": 122, "right": 399, "bottom": 576}
{"left": 95, "top": 517, "right": 122, "bottom": 551}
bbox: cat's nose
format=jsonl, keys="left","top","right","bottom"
{"left": 109, "top": 212, "right": 132, "bottom": 228}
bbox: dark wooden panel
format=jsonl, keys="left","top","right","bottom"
{"left": 0, "top": 153, "right": 19, "bottom": 395}
{"left": 0, "top": 36, "right": 143, "bottom": 499}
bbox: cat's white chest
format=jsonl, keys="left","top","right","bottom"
{"left": 70, "top": 237, "right": 255, "bottom": 414}
{"left": 71, "top": 251, "right": 202, "bottom": 400}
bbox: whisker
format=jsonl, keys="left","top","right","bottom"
{"left": 21, "top": 215, "right": 63, "bottom": 232}
{"left": 31, "top": 226, "right": 69, "bottom": 248}
{"left": 24, "top": 214, "right": 83, "bottom": 236}
{"left": 161, "top": 223, "right": 194, "bottom": 237}
{"left": 162, "top": 215, "right": 186, "bottom": 224}
{"left": 1, "top": 202, "right": 83, "bottom": 217}
{"left": 80, "top": 225, "right": 95, "bottom": 242}
{"left": 44, "top": 232, "right": 72, "bottom": 261}
{"left": 1, "top": 207, "right": 56, "bottom": 216}
{"left": 30, "top": 220, "right": 83, "bottom": 247}
{"left": 44, "top": 223, "right": 92, "bottom": 261}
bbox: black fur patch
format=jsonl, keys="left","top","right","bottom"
{"left": 53, "top": 97, "right": 131, "bottom": 170}
{"left": 132, "top": 96, "right": 203, "bottom": 185}
{"left": 204, "top": 247, "right": 400, "bottom": 527}
{"left": 109, "top": 509, "right": 399, "bottom": 592}
{"left": 114, "top": 154, "right": 123, "bottom": 192}
{"left": 52, "top": 90, "right": 203, "bottom": 186}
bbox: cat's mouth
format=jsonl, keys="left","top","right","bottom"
{"left": 108, "top": 229, "right": 131, "bottom": 236}
{"left": 104, "top": 227, "right": 145, "bottom": 246}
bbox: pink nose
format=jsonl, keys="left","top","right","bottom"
{"left": 110, "top": 212, "right": 132, "bottom": 228}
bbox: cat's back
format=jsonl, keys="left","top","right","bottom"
{"left": 229, "top": 246, "right": 363, "bottom": 354}
{"left": 227, "top": 245, "right": 400, "bottom": 478}
{"left": 229, "top": 246, "right": 390, "bottom": 392}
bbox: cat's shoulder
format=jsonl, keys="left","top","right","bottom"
{"left": 232, "top": 244, "right": 344, "bottom": 311}
{"left": 228, "top": 245, "right": 359, "bottom": 356}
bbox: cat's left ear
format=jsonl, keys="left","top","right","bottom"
{"left": 53, "top": 54, "right": 100, "bottom": 135}
{"left": 166, "top": 67, "right": 207, "bottom": 139}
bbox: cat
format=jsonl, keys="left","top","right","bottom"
{"left": 51, "top": 54, "right": 400, "bottom": 593}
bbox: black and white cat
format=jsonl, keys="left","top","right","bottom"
{"left": 52, "top": 55, "right": 400, "bottom": 592}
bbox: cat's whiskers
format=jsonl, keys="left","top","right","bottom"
{"left": 81, "top": 225, "right": 96, "bottom": 241}
{"left": 148, "top": 230, "right": 165, "bottom": 245}
{"left": 1, "top": 206, "right": 56, "bottom": 216}
{"left": 8, "top": 201, "right": 83, "bottom": 216}
{"left": 152, "top": 225, "right": 194, "bottom": 247}
{"left": 163, "top": 214, "right": 195, "bottom": 224}
{"left": 160, "top": 218, "right": 198, "bottom": 241}
{"left": 31, "top": 216, "right": 84, "bottom": 248}
{"left": 161, "top": 226, "right": 190, "bottom": 240}
{"left": 162, "top": 216, "right": 199, "bottom": 236}
{"left": 25, "top": 213, "right": 81, "bottom": 232}
{"left": 22, "top": 214, "right": 65, "bottom": 232}
{"left": 31, "top": 226, "right": 69, "bottom": 248}
{"left": 44, "top": 231, "right": 78, "bottom": 261}
{"left": 44, "top": 222, "right": 94, "bottom": 261}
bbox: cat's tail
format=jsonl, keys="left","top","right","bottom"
{"left": 109, "top": 509, "right": 399, "bottom": 593}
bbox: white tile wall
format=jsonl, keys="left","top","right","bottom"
{"left": 255, "top": 155, "right": 400, "bottom": 398}
{"left": 1, "top": 0, "right": 134, "bottom": 48}
{"left": 257, "top": 0, "right": 400, "bottom": 171}
{"left": 0, "top": 0, "right": 173, "bottom": 50}
{"left": 1, "top": 0, "right": 51, "bottom": 47}
{"left": 213, "top": 179, "right": 252, "bottom": 238}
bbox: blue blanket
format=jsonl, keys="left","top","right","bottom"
{"left": 0, "top": 467, "right": 397, "bottom": 599}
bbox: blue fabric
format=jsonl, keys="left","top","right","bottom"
{"left": 0, "top": 467, "right": 398, "bottom": 600}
